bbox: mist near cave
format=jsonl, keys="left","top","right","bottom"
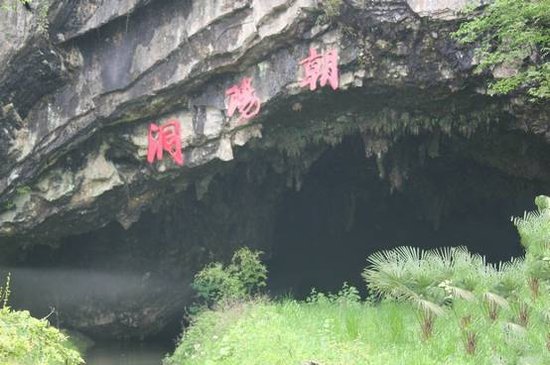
{"left": 0, "top": 268, "right": 164, "bottom": 314}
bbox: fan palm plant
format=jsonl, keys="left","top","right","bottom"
{"left": 512, "top": 197, "right": 550, "bottom": 350}
{"left": 363, "top": 196, "right": 550, "bottom": 353}
{"left": 363, "top": 246, "right": 480, "bottom": 339}
{"left": 512, "top": 196, "right": 550, "bottom": 297}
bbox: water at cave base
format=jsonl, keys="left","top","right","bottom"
{"left": 85, "top": 342, "right": 171, "bottom": 365}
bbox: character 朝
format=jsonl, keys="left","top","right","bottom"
{"left": 299, "top": 48, "right": 339, "bottom": 91}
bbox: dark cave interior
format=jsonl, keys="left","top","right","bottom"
{"left": 267, "top": 134, "right": 540, "bottom": 298}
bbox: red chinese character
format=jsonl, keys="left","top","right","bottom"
{"left": 299, "top": 48, "right": 339, "bottom": 91}
{"left": 147, "top": 120, "right": 184, "bottom": 166}
{"left": 225, "top": 77, "right": 261, "bottom": 123}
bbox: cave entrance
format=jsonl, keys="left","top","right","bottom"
{"left": 6, "top": 124, "right": 549, "bottom": 343}
{"left": 266, "top": 134, "right": 542, "bottom": 298}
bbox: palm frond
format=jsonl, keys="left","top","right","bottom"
{"left": 440, "top": 282, "right": 476, "bottom": 301}
{"left": 512, "top": 208, "right": 550, "bottom": 254}
{"left": 503, "top": 321, "right": 527, "bottom": 336}
{"left": 484, "top": 291, "right": 509, "bottom": 309}
{"left": 415, "top": 298, "right": 446, "bottom": 317}
{"left": 539, "top": 308, "right": 550, "bottom": 324}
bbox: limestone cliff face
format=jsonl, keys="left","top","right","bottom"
{"left": 0, "top": 0, "right": 513, "bottom": 240}
{"left": 0, "top": 0, "right": 549, "bottom": 338}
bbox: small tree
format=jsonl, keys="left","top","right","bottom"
{"left": 192, "top": 247, "right": 267, "bottom": 306}
{"left": 228, "top": 247, "right": 268, "bottom": 296}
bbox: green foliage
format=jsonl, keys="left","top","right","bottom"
{"left": 362, "top": 196, "right": 550, "bottom": 355}
{"left": 314, "top": 0, "right": 344, "bottom": 25}
{"left": 1, "top": 0, "right": 29, "bottom": 11}
{"left": 512, "top": 195, "right": 550, "bottom": 294}
{"left": 228, "top": 247, "right": 268, "bottom": 296}
{"left": 34, "top": 0, "right": 50, "bottom": 34}
{"left": 15, "top": 186, "right": 31, "bottom": 196}
{"left": 513, "top": 196, "right": 550, "bottom": 254}
{"left": 362, "top": 244, "right": 545, "bottom": 337}
{"left": 306, "top": 282, "right": 361, "bottom": 306}
{"left": 513, "top": 209, "right": 550, "bottom": 258}
{"left": 320, "top": 0, "right": 343, "bottom": 21}
{"left": 535, "top": 194, "right": 550, "bottom": 210}
{"left": 168, "top": 197, "right": 550, "bottom": 364}
{"left": 363, "top": 246, "right": 478, "bottom": 338}
{"left": 192, "top": 247, "right": 267, "bottom": 305}
{"left": 165, "top": 290, "right": 550, "bottom": 365}
{"left": 453, "top": 0, "right": 550, "bottom": 100}
{"left": 2, "top": 200, "right": 15, "bottom": 211}
{"left": 0, "top": 273, "right": 11, "bottom": 309}
{"left": 192, "top": 262, "right": 242, "bottom": 304}
{"left": 0, "top": 309, "right": 84, "bottom": 365}
{"left": 0, "top": 275, "right": 83, "bottom": 365}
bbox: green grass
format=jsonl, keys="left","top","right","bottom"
{"left": 165, "top": 292, "right": 549, "bottom": 365}
{"left": 0, "top": 307, "right": 83, "bottom": 365}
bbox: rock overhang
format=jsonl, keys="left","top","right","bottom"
{"left": 0, "top": 0, "right": 547, "bottom": 245}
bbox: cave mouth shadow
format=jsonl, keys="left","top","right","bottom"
{"left": 266, "top": 134, "right": 541, "bottom": 299}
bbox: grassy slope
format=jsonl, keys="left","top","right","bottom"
{"left": 165, "top": 295, "right": 549, "bottom": 365}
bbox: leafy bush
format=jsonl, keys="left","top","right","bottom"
{"left": 306, "top": 282, "right": 361, "bottom": 306}
{"left": 453, "top": 0, "right": 550, "bottom": 100}
{"left": 192, "top": 247, "right": 267, "bottom": 305}
{"left": 0, "top": 274, "right": 83, "bottom": 365}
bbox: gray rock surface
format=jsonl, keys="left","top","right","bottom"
{"left": 0, "top": 0, "right": 492, "bottom": 240}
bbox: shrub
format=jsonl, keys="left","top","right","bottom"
{"left": 228, "top": 247, "right": 268, "bottom": 296}
{"left": 306, "top": 282, "right": 361, "bottom": 306}
{"left": 192, "top": 247, "right": 267, "bottom": 305}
